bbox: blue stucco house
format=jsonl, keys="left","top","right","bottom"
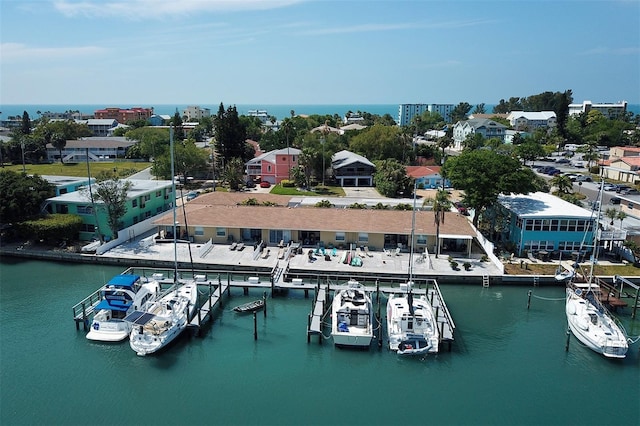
{"left": 496, "top": 191, "right": 596, "bottom": 258}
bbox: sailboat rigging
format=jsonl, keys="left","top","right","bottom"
{"left": 565, "top": 178, "right": 628, "bottom": 358}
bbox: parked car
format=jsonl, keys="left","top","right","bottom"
{"left": 186, "top": 191, "right": 199, "bottom": 201}
{"left": 616, "top": 185, "right": 631, "bottom": 193}
{"left": 620, "top": 188, "right": 640, "bottom": 195}
{"left": 554, "top": 158, "right": 570, "bottom": 164}
{"left": 259, "top": 181, "right": 271, "bottom": 188}
{"left": 609, "top": 197, "right": 621, "bottom": 204}
{"left": 574, "top": 175, "right": 592, "bottom": 182}
{"left": 603, "top": 183, "right": 619, "bottom": 191}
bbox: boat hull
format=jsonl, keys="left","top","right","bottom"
{"left": 331, "top": 282, "right": 374, "bottom": 349}
{"left": 565, "top": 288, "right": 628, "bottom": 359}
{"left": 387, "top": 293, "right": 439, "bottom": 355}
{"left": 86, "top": 320, "right": 130, "bottom": 342}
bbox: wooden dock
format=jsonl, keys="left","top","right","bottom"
{"left": 187, "top": 280, "right": 230, "bottom": 335}
{"left": 307, "top": 284, "right": 329, "bottom": 343}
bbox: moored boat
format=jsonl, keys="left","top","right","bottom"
{"left": 126, "top": 280, "right": 198, "bottom": 356}
{"left": 233, "top": 299, "right": 265, "bottom": 313}
{"left": 331, "top": 280, "right": 374, "bottom": 348}
{"left": 86, "top": 274, "right": 160, "bottom": 342}
{"left": 387, "top": 283, "right": 439, "bottom": 356}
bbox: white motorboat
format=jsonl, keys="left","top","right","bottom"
{"left": 86, "top": 274, "right": 160, "bottom": 342}
{"left": 565, "top": 284, "right": 628, "bottom": 358}
{"left": 331, "top": 281, "right": 374, "bottom": 348}
{"left": 126, "top": 280, "right": 198, "bottom": 356}
{"left": 387, "top": 283, "right": 439, "bottom": 356}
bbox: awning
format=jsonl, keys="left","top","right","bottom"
{"left": 438, "top": 234, "right": 473, "bottom": 240}
{"left": 106, "top": 274, "right": 140, "bottom": 289}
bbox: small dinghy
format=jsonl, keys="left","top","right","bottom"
{"left": 233, "top": 299, "right": 265, "bottom": 313}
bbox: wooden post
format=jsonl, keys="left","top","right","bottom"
{"left": 565, "top": 327, "right": 571, "bottom": 351}
{"left": 270, "top": 274, "right": 274, "bottom": 298}
{"left": 633, "top": 288, "right": 639, "bottom": 319}
{"left": 253, "top": 311, "right": 258, "bottom": 341}
{"left": 304, "top": 289, "right": 309, "bottom": 298}
{"left": 527, "top": 290, "right": 532, "bottom": 310}
{"left": 376, "top": 279, "right": 380, "bottom": 304}
{"left": 243, "top": 287, "right": 248, "bottom": 296}
{"left": 263, "top": 292, "right": 267, "bottom": 318}
{"left": 82, "top": 302, "right": 88, "bottom": 331}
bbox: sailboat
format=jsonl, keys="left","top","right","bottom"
{"left": 386, "top": 183, "right": 439, "bottom": 356}
{"left": 565, "top": 179, "right": 628, "bottom": 358}
{"left": 125, "top": 125, "right": 198, "bottom": 356}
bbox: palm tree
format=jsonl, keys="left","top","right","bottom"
{"left": 617, "top": 210, "right": 627, "bottom": 228}
{"left": 550, "top": 175, "right": 573, "bottom": 195}
{"left": 604, "top": 207, "right": 617, "bottom": 225}
{"left": 432, "top": 189, "right": 452, "bottom": 257}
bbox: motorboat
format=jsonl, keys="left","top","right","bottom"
{"left": 126, "top": 280, "right": 198, "bottom": 356}
{"left": 86, "top": 274, "right": 160, "bottom": 342}
{"left": 387, "top": 282, "right": 439, "bottom": 356}
{"left": 331, "top": 281, "right": 374, "bottom": 348}
{"left": 233, "top": 299, "right": 265, "bottom": 313}
{"left": 565, "top": 283, "right": 628, "bottom": 358}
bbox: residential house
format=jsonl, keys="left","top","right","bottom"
{"left": 245, "top": 147, "right": 301, "bottom": 184}
{"left": 148, "top": 114, "right": 171, "bottom": 126}
{"left": 45, "top": 138, "right": 136, "bottom": 162}
{"left": 452, "top": 118, "right": 507, "bottom": 150}
{"left": 86, "top": 119, "right": 118, "bottom": 137}
{"left": 495, "top": 191, "right": 598, "bottom": 257}
{"left": 44, "top": 179, "right": 173, "bottom": 241}
{"left": 343, "top": 113, "right": 365, "bottom": 125}
{"left": 600, "top": 157, "right": 640, "bottom": 184}
{"left": 331, "top": 150, "right": 375, "bottom": 187}
{"left": 504, "top": 130, "right": 531, "bottom": 144}
{"left": 506, "top": 111, "right": 556, "bottom": 131}
{"left": 406, "top": 165, "right": 448, "bottom": 189}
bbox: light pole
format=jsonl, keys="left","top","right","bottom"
{"left": 321, "top": 134, "right": 325, "bottom": 187}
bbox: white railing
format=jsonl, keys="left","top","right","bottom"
{"left": 469, "top": 222, "right": 504, "bottom": 274}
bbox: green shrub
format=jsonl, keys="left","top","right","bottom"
{"left": 280, "top": 179, "right": 295, "bottom": 188}
{"left": 15, "top": 214, "right": 83, "bottom": 243}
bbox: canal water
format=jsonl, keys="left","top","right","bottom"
{"left": 1, "top": 258, "right": 638, "bottom": 426}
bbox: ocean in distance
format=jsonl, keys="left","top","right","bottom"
{"left": 1, "top": 257, "right": 639, "bottom": 426}
{"left": 2, "top": 103, "right": 639, "bottom": 121}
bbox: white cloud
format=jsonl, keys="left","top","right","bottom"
{"left": 53, "top": 0, "right": 301, "bottom": 19}
{"left": 0, "top": 42, "right": 106, "bottom": 61}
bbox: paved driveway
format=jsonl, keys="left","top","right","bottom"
{"left": 342, "top": 187, "right": 383, "bottom": 198}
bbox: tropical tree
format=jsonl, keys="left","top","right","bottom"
{"left": 373, "top": 159, "right": 412, "bottom": 197}
{"left": 86, "top": 173, "right": 133, "bottom": 241}
{"left": 432, "top": 189, "right": 451, "bottom": 257}
{"left": 224, "top": 157, "right": 246, "bottom": 191}
{"left": 21, "top": 111, "right": 31, "bottom": 135}
{"left": 550, "top": 174, "right": 573, "bottom": 196}
{"left": 0, "top": 170, "right": 55, "bottom": 224}
{"left": 604, "top": 207, "right": 618, "bottom": 225}
{"left": 443, "top": 149, "right": 539, "bottom": 227}
{"left": 51, "top": 132, "right": 67, "bottom": 163}
{"left": 617, "top": 210, "right": 627, "bottom": 228}
{"left": 514, "top": 140, "right": 545, "bottom": 165}
{"left": 214, "top": 103, "right": 249, "bottom": 166}
{"left": 450, "top": 102, "right": 473, "bottom": 123}
{"left": 349, "top": 124, "right": 404, "bottom": 162}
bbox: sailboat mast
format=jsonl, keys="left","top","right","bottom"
{"left": 170, "top": 125, "right": 178, "bottom": 284}
{"left": 409, "top": 181, "right": 417, "bottom": 283}
{"left": 588, "top": 179, "right": 606, "bottom": 285}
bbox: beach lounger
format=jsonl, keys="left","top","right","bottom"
{"left": 395, "top": 247, "right": 401, "bottom": 256}
{"left": 384, "top": 248, "right": 392, "bottom": 256}
{"left": 261, "top": 249, "right": 270, "bottom": 259}
{"left": 278, "top": 239, "right": 284, "bottom": 248}
{"left": 277, "top": 248, "right": 285, "bottom": 259}
{"left": 364, "top": 246, "right": 373, "bottom": 257}
{"left": 229, "top": 242, "right": 237, "bottom": 250}
{"left": 236, "top": 242, "right": 245, "bottom": 251}
{"left": 527, "top": 252, "right": 537, "bottom": 263}
{"left": 357, "top": 247, "right": 365, "bottom": 258}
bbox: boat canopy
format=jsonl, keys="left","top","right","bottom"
{"left": 106, "top": 274, "right": 141, "bottom": 289}
{"left": 95, "top": 299, "right": 132, "bottom": 312}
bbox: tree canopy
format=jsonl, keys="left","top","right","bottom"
{"left": 373, "top": 159, "right": 412, "bottom": 198}
{"left": 443, "top": 150, "right": 540, "bottom": 226}
{"left": 85, "top": 173, "right": 133, "bottom": 240}
{"left": 0, "top": 170, "right": 55, "bottom": 224}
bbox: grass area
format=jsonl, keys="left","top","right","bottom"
{"left": 504, "top": 262, "right": 640, "bottom": 276}
{"left": 270, "top": 184, "right": 345, "bottom": 197}
{"left": 3, "top": 162, "right": 152, "bottom": 177}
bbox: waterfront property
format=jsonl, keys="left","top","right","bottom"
{"left": 41, "top": 175, "right": 94, "bottom": 196}
{"left": 495, "top": 191, "right": 599, "bottom": 258}
{"left": 568, "top": 100, "right": 628, "bottom": 119}
{"left": 44, "top": 179, "right": 173, "bottom": 241}
{"left": 151, "top": 192, "right": 479, "bottom": 259}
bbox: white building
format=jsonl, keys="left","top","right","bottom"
{"left": 398, "top": 103, "right": 455, "bottom": 126}
{"left": 452, "top": 119, "right": 507, "bottom": 150}
{"left": 182, "top": 106, "right": 211, "bottom": 121}
{"left": 248, "top": 110, "right": 270, "bottom": 124}
{"left": 506, "top": 111, "right": 557, "bottom": 131}
{"left": 568, "top": 100, "right": 628, "bottom": 119}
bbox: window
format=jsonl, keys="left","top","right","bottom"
{"left": 132, "top": 199, "right": 138, "bottom": 208}
{"left": 416, "top": 234, "right": 427, "bottom": 245}
{"left": 144, "top": 194, "right": 150, "bottom": 202}
{"left": 216, "top": 227, "right": 226, "bottom": 237}
{"left": 156, "top": 190, "right": 162, "bottom": 197}
{"left": 195, "top": 226, "right": 204, "bottom": 236}
{"left": 77, "top": 205, "right": 93, "bottom": 215}
{"left": 358, "top": 233, "right": 368, "bottom": 243}
{"left": 335, "top": 232, "right": 345, "bottom": 242}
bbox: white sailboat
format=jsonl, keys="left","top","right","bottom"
{"left": 565, "top": 179, "right": 628, "bottom": 358}
{"left": 331, "top": 280, "right": 374, "bottom": 348}
{"left": 386, "top": 183, "right": 439, "bottom": 356}
{"left": 125, "top": 125, "right": 198, "bottom": 356}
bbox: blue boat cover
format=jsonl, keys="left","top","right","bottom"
{"left": 106, "top": 274, "right": 140, "bottom": 289}
{"left": 95, "top": 299, "right": 132, "bottom": 312}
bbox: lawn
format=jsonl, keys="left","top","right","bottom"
{"left": 3, "top": 162, "right": 152, "bottom": 177}
{"left": 270, "top": 184, "right": 345, "bottom": 196}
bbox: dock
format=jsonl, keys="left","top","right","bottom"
{"left": 187, "top": 277, "right": 230, "bottom": 335}
{"left": 307, "top": 284, "right": 330, "bottom": 343}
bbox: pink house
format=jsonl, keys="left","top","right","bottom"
{"left": 245, "top": 148, "right": 301, "bottom": 184}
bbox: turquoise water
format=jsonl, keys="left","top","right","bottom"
{"left": 1, "top": 258, "right": 639, "bottom": 426}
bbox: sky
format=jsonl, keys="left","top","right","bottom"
{"left": 1, "top": 0, "right": 639, "bottom": 106}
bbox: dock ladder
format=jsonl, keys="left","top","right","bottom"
{"left": 482, "top": 275, "right": 490, "bottom": 288}
{"left": 533, "top": 275, "right": 540, "bottom": 287}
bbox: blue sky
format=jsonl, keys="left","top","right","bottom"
{"left": 1, "top": 0, "right": 639, "bottom": 106}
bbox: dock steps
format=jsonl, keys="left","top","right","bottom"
{"left": 482, "top": 275, "right": 490, "bottom": 288}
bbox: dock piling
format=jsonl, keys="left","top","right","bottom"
{"left": 253, "top": 312, "right": 258, "bottom": 341}
{"left": 527, "top": 290, "right": 532, "bottom": 310}
{"left": 565, "top": 327, "right": 571, "bottom": 351}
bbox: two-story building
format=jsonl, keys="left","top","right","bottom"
{"left": 331, "top": 150, "right": 375, "bottom": 187}
{"left": 495, "top": 191, "right": 596, "bottom": 258}
{"left": 452, "top": 118, "right": 507, "bottom": 150}
{"left": 506, "top": 111, "right": 556, "bottom": 131}
{"left": 569, "top": 100, "right": 628, "bottom": 120}
{"left": 245, "top": 148, "right": 301, "bottom": 185}
{"left": 43, "top": 179, "right": 173, "bottom": 241}
{"left": 45, "top": 138, "right": 136, "bottom": 162}
{"left": 41, "top": 175, "right": 94, "bottom": 196}
{"left": 85, "top": 119, "right": 118, "bottom": 137}
{"left": 182, "top": 106, "right": 211, "bottom": 121}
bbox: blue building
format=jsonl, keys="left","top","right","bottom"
{"left": 496, "top": 192, "right": 596, "bottom": 258}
